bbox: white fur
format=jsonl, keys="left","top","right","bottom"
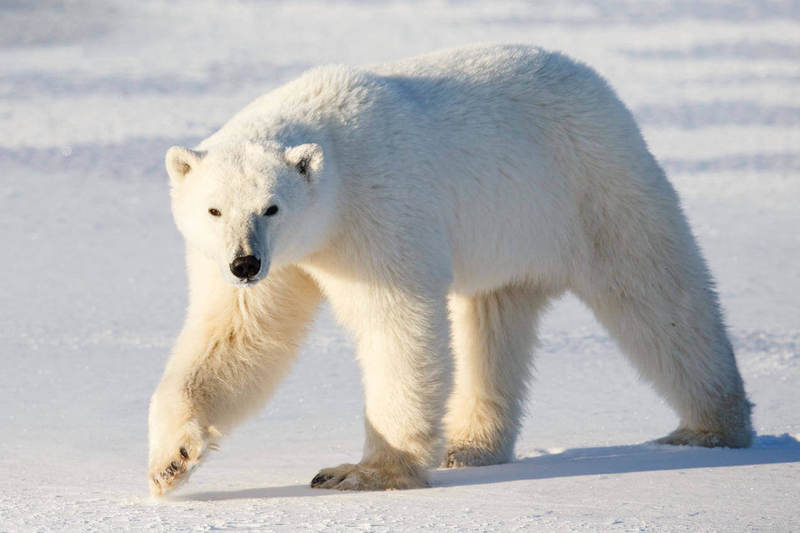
{"left": 149, "top": 44, "right": 752, "bottom": 495}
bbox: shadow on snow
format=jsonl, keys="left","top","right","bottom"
{"left": 435, "top": 433, "right": 800, "bottom": 488}
{"left": 175, "top": 434, "right": 800, "bottom": 501}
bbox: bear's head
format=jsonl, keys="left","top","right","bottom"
{"left": 166, "top": 140, "right": 332, "bottom": 286}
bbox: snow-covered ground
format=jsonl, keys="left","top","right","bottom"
{"left": 1, "top": 1, "right": 799, "bottom": 531}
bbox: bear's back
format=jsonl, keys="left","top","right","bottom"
{"left": 203, "top": 44, "right": 613, "bottom": 150}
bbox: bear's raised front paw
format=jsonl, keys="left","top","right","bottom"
{"left": 655, "top": 426, "right": 752, "bottom": 448}
{"left": 148, "top": 418, "right": 217, "bottom": 497}
{"left": 310, "top": 463, "right": 428, "bottom": 491}
{"left": 148, "top": 441, "right": 208, "bottom": 497}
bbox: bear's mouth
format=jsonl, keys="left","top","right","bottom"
{"left": 233, "top": 277, "right": 261, "bottom": 287}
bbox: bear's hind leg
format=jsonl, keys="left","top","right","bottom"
{"left": 574, "top": 238, "right": 752, "bottom": 448}
{"left": 443, "top": 284, "right": 555, "bottom": 468}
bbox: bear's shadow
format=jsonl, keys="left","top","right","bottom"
{"left": 175, "top": 434, "right": 800, "bottom": 501}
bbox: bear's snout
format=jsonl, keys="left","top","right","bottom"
{"left": 230, "top": 255, "right": 261, "bottom": 280}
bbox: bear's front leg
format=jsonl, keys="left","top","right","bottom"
{"left": 148, "top": 374, "right": 218, "bottom": 496}
{"left": 148, "top": 264, "right": 322, "bottom": 496}
{"left": 310, "top": 279, "right": 453, "bottom": 490}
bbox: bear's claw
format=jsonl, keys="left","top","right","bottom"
{"left": 310, "top": 473, "right": 335, "bottom": 487}
{"left": 148, "top": 444, "right": 200, "bottom": 497}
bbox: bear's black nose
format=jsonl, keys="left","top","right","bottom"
{"left": 230, "top": 255, "right": 261, "bottom": 280}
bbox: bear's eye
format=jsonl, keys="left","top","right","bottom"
{"left": 295, "top": 158, "right": 308, "bottom": 176}
{"left": 263, "top": 205, "right": 279, "bottom": 217}
{"left": 208, "top": 208, "right": 221, "bottom": 217}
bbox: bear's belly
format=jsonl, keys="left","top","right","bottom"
{"left": 441, "top": 168, "right": 580, "bottom": 295}
{"left": 445, "top": 204, "right": 577, "bottom": 295}
{"left": 448, "top": 240, "right": 569, "bottom": 295}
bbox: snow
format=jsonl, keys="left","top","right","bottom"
{"left": 1, "top": 1, "right": 799, "bottom": 530}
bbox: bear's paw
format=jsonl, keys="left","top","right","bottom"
{"left": 655, "top": 426, "right": 752, "bottom": 448}
{"left": 442, "top": 441, "right": 510, "bottom": 468}
{"left": 148, "top": 421, "right": 217, "bottom": 497}
{"left": 310, "top": 462, "right": 427, "bottom": 491}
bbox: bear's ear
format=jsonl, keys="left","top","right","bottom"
{"left": 284, "top": 143, "right": 323, "bottom": 181}
{"left": 165, "top": 146, "right": 205, "bottom": 185}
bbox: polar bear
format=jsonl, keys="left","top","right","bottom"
{"left": 148, "top": 44, "right": 752, "bottom": 496}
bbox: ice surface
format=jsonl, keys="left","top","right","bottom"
{"left": 1, "top": 1, "right": 798, "bottom": 531}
